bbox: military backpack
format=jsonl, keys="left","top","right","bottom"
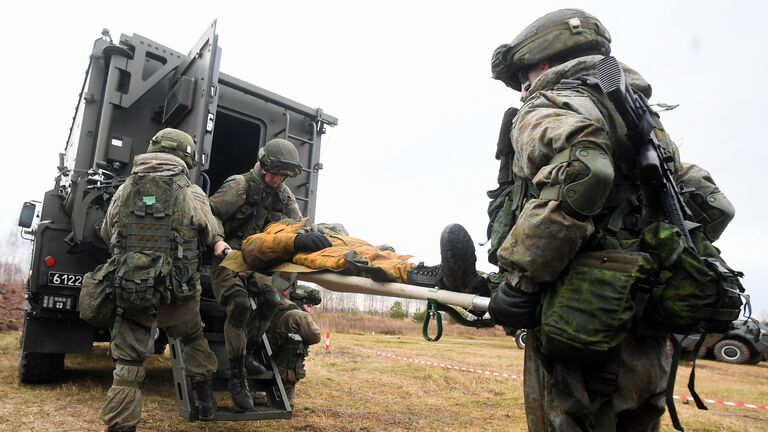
{"left": 79, "top": 172, "right": 200, "bottom": 328}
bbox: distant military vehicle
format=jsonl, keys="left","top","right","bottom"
{"left": 17, "top": 22, "right": 337, "bottom": 421}
{"left": 709, "top": 320, "right": 768, "bottom": 364}
{"left": 680, "top": 319, "right": 768, "bottom": 365}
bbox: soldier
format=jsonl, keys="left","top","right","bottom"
{"left": 266, "top": 285, "right": 322, "bottom": 408}
{"left": 485, "top": 9, "right": 736, "bottom": 432}
{"left": 209, "top": 138, "right": 329, "bottom": 411}
{"left": 99, "top": 128, "right": 228, "bottom": 431}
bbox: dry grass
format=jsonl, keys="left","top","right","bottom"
{"left": 314, "top": 310, "right": 508, "bottom": 338}
{"left": 1, "top": 326, "right": 767, "bottom": 431}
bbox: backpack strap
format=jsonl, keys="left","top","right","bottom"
{"left": 666, "top": 336, "right": 685, "bottom": 432}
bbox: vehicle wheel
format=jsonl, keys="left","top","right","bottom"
{"left": 18, "top": 318, "right": 66, "bottom": 384}
{"left": 515, "top": 329, "right": 528, "bottom": 349}
{"left": 18, "top": 351, "right": 65, "bottom": 383}
{"left": 713, "top": 339, "right": 751, "bottom": 364}
{"left": 748, "top": 352, "right": 764, "bottom": 365}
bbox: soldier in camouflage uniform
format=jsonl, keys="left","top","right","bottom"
{"left": 266, "top": 285, "right": 322, "bottom": 408}
{"left": 486, "top": 9, "right": 735, "bottom": 432}
{"left": 100, "top": 128, "right": 229, "bottom": 431}
{"left": 208, "top": 138, "right": 328, "bottom": 411}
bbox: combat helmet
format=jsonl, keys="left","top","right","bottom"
{"left": 258, "top": 139, "right": 303, "bottom": 177}
{"left": 491, "top": 9, "right": 611, "bottom": 91}
{"left": 287, "top": 284, "right": 322, "bottom": 306}
{"left": 148, "top": 128, "right": 197, "bottom": 169}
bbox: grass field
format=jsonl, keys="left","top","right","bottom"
{"left": 1, "top": 328, "right": 767, "bottom": 431}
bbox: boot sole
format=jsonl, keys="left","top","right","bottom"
{"left": 439, "top": 224, "right": 480, "bottom": 293}
{"left": 440, "top": 224, "right": 476, "bottom": 262}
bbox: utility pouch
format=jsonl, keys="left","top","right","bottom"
{"left": 79, "top": 257, "right": 119, "bottom": 327}
{"left": 170, "top": 259, "right": 198, "bottom": 305}
{"left": 487, "top": 181, "right": 528, "bottom": 265}
{"left": 114, "top": 251, "right": 169, "bottom": 312}
{"left": 539, "top": 249, "right": 654, "bottom": 365}
{"left": 641, "top": 222, "right": 744, "bottom": 334}
{"left": 275, "top": 333, "right": 307, "bottom": 375}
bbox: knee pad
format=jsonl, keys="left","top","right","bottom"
{"left": 257, "top": 290, "right": 280, "bottom": 319}
{"left": 227, "top": 293, "right": 252, "bottom": 329}
{"left": 686, "top": 191, "right": 735, "bottom": 241}
{"left": 539, "top": 145, "right": 614, "bottom": 219}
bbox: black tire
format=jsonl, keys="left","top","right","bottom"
{"left": 747, "top": 352, "right": 764, "bottom": 365}
{"left": 18, "top": 351, "right": 65, "bottom": 383}
{"left": 713, "top": 339, "right": 751, "bottom": 364}
{"left": 18, "top": 317, "right": 66, "bottom": 384}
{"left": 515, "top": 329, "right": 527, "bottom": 349}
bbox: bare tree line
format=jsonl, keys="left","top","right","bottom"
{"left": 0, "top": 227, "right": 32, "bottom": 284}
{"left": 314, "top": 287, "right": 421, "bottom": 317}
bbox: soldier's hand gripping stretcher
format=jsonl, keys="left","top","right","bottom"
{"left": 216, "top": 218, "right": 495, "bottom": 340}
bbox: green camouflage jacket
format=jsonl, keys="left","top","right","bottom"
{"left": 101, "top": 152, "right": 224, "bottom": 247}
{"left": 498, "top": 55, "right": 731, "bottom": 282}
{"left": 209, "top": 163, "right": 302, "bottom": 247}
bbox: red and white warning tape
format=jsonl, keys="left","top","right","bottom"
{"left": 673, "top": 395, "right": 768, "bottom": 411}
{"left": 368, "top": 350, "right": 523, "bottom": 380}
{"left": 364, "top": 349, "right": 768, "bottom": 412}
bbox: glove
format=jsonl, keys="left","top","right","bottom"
{"left": 294, "top": 232, "right": 332, "bottom": 252}
{"left": 488, "top": 278, "right": 541, "bottom": 330}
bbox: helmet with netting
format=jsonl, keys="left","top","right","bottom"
{"left": 491, "top": 9, "right": 611, "bottom": 91}
{"left": 147, "top": 128, "right": 197, "bottom": 169}
{"left": 289, "top": 284, "right": 322, "bottom": 306}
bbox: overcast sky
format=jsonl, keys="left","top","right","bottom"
{"left": 2, "top": 0, "right": 766, "bottom": 317}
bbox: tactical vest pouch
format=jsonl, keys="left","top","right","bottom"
{"left": 539, "top": 249, "right": 654, "bottom": 365}
{"left": 487, "top": 181, "right": 528, "bottom": 265}
{"left": 275, "top": 333, "right": 307, "bottom": 376}
{"left": 79, "top": 257, "right": 119, "bottom": 327}
{"left": 170, "top": 259, "right": 198, "bottom": 305}
{"left": 641, "top": 222, "right": 744, "bottom": 334}
{"left": 114, "top": 251, "right": 170, "bottom": 312}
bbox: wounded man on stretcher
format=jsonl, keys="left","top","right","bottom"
{"left": 218, "top": 217, "right": 491, "bottom": 297}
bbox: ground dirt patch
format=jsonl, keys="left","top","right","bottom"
{"left": 0, "top": 283, "right": 24, "bottom": 332}
{"left": 2, "top": 329, "right": 767, "bottom": 431}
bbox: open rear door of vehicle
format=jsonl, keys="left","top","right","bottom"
{"left": 162, "top": 21, "right": 222, "bottom": 186}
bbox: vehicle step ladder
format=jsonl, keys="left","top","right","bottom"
{"left": 169, "top": 311, "right": 292, "bottom": 421}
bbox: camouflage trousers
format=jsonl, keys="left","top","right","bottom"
{"left": 277, "top": 365, "right": 303, "bottom": 406}
{"left": 211, "top": 263, "right": 280, "bottom": 359}
{"left": 100, "top": 295, "right": 218, "bottom": 430}
{"left": 524, "top": 331, "right": 670, "bottom": 432}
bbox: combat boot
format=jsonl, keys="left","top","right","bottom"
{"left": 438, "top": 224, "right": 489, "bottom": 296}
{"left": 244, "top": 352, "right": 268, "bottom": 375}
{"left": 229, "top": 357, "right": 255, "bottom": 411}
{"left": 407, "top": 262, "right": 441, "bottom": 287}
{"left": 193, "top": 378, "right": 217, "bottom": 420}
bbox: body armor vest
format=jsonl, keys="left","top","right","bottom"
{"left": 223, "top": 171, "right": 293, "bottom": 248}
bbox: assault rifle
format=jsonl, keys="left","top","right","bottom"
{"left": 594, "top": 56, "right": 694, "bottom": 246}
{"left": 592, "top": 56, "right": 749, "bottom": 432}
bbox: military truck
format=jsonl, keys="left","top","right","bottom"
{"left": 680, "top": 319, "right": 768, "bottom": 365}
{"left": 16, "top": 22, "right": 337, "bottom": 421}
{"left": 709, "top": 320, "right": 768, "bottom": 364}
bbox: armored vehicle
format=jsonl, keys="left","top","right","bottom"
{"left": 17, "top": 22, "right": 337, "bottom": 421}
{"left": 681, "top": 319, "right": 768, "bottom": 365}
